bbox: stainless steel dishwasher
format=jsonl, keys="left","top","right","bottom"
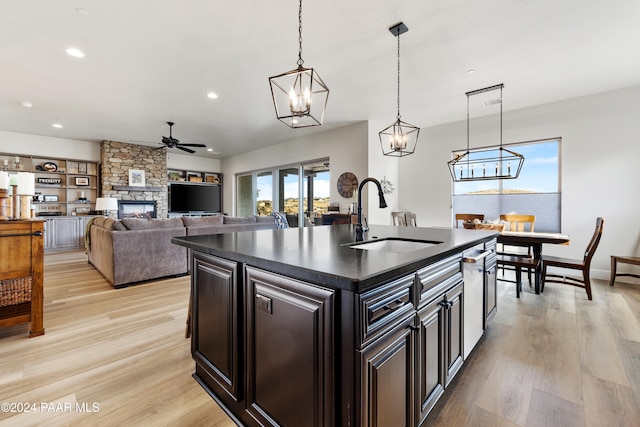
{"left": 462, "top": 243, "right": 492, "bottom": 359}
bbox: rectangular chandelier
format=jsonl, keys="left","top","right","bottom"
{"left": 448, "top": 83, "right": 525, "bottom": 182}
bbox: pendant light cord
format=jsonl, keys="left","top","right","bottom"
{"left": 396, "top": 32, "right": 401, "bottom": 120}
{"left": 297, "top": 0, "right": 304, "bottom": 67}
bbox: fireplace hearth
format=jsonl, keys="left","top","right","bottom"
{"left": 118, "top": 200, "right": 157, "bottom": 219}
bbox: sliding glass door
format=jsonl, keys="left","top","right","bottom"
{"left": 235, "top": 159, "right": 330, "bottom": 227}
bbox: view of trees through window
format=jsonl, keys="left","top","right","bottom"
{"left": 452, "top": 139, "right": 561, "bottom": 232}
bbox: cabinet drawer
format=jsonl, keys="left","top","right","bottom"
{"left": 356, "top": 274, "right": 415, "bottom": 349}
{"left": 417, "top": 254, "right": 462, "bottom": 307}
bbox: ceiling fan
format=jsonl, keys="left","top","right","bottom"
{"left": 159, "top": 121, "right": 206, "bottom": 154}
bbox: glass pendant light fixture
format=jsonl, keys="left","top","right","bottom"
{"left": 269, "top": 0, "right": 329, "bottom": 128}
{"left": 448, "top": 84, "right": 524, "bottom": 181}
{"left": 379, "top": 22, "right": 419, "bottom": 157}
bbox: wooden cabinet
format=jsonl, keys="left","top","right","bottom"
{"left": 0, "top": 220, "right": 45, "bottom": 337}
{"left": 191, "top": 253, "right": 241, "bottom": 401}
{"left": 0, "top": 153, "right": 99, "bottom": 217}
{"left": 187, "top": 241, "right": 494, "bottom": 426}
{"left": 43, "top": 216, "right": 94, "bottom": 251}
{"left": 245, "top": 266, "right": 335, "bottom": 427}
{"left": 359, "top": 315, "right": 415, "bottom": 427}
{"left": 416, "top": 279, "right": 463, "bottom": 424}
{"left": 356, "top": 274, "right": 416, "bottom": 427}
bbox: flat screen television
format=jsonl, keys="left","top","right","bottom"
{"left": 169, "top": 183, "right": 221, "bottom": 213}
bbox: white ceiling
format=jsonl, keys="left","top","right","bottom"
{"left": 2, "top": 0, "right": 639, "bottom": 159}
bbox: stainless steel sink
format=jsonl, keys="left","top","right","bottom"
{"left": 348, "top": 238, "right": 442, "bottom": 253}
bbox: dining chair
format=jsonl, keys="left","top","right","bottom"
{"left": 541, "top": 217, "right": 604, "bottom": 300}
{"left": 405, "top": 212, "right": 417, "bottom": 227}
{"left": 497, "top": 214, "right": 536, "bottom": 286}
{"left": 496, "top": 254, "right": 540, "bottom": 298}
{"left": 391, "top": 212, "right": 407, "bottom": 226}
{"left": 455, "top": 213, "right": 485, "bottom": 228}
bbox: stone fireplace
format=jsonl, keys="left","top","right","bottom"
{"left": 100, "top": 141, "right": 168, "bottom": 218}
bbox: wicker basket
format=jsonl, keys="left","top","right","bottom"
{"left": 0, "top": 276, "right": 32, "bottom": 307}
{"left": 462, "top": 222, "right": 506, "bottom": 232}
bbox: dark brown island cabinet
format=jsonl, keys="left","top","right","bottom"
{"left": 173, "top": 224, "right": 498, "bottom": 426}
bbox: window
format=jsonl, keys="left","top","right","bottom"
{"left": 235, "top": 159, "right": 330, "bottom": 227}
{"left": 452, "top": 139, "right": 561, "bottom": 232}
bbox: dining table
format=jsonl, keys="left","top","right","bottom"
{"left": 497, "top": 231, "right": 570, "bottom": 294}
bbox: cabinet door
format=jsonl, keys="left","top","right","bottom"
{"left": 416, "top": 297, "right": 444, "bottom": 423}
{"left": 444, "top": 282, "right": 464, "bottom": 386}
{"left": 192, "top": 254, "right": 241, "bottom": 401}
{"left": 48, "top": 217, "right": 83, "bottom": 250}
{"left": 245, "top": 267, "right": 334, "bottom": 427}
{"left": 359, "top": 314, "right": 414, "bottom": 427}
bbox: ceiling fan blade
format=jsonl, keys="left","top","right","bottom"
{"left": 177, "top": 143, "right": 207, "bottom": 148}
{"left": 177, "top": 146, "right": 196, "bottom": 154}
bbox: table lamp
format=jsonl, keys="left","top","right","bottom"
{"left": 95, "top": 197, "right": 118, "bottom": 217}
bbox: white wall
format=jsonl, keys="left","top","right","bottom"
{"left": 0, "top": 131, "right": 100, "bottom": 160}
{"left": 221, "top": 122, "right": 369, "bottom": 216}
{"left": 375, "top": 85, "right": 640, "bottom": 280}
{"left": 0, "top": 131, "right": 220, "bottom": 176}
{"left": 166, "top": 152, "right": 220, "bottom": 173}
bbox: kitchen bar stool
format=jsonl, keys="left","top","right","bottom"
{"left": 609, "top": 255, "right": 640, "bottom": 286}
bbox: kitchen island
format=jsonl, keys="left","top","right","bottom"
{"left": 172, "top": 224, "right": 497, "bottom": 426}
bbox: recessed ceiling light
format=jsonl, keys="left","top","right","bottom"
{"left": 21, "top": 101, "right": 33, "bottom": 108}
{"left": 207, "top": 148, "right": 214, "bottom": 152}
{"left": 467, "top": 69, "right": 476, "bottom": 74}
{"left": 76, "top": 8, "right": 90, "bottom": 15}
{"left": 52, "top": 123, "right": 63, "bottom": 128}
{"left": 207, "top": 92, "right": 218, "bottom": 99}
{"left": 66, "top": 47, "right": 85, "bottom": 58}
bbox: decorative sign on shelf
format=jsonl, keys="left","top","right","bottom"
{"left": 37, "top": 177, "right": 62, "bottom": 185}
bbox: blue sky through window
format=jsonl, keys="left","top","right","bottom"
{"left": 453, "top": 140, "right": 559, "bottom": 195}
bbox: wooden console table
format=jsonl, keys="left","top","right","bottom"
{"left": 0, "top": 219, "right": 45, "bottom": 337}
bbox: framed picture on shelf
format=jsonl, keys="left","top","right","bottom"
{"left": 128, "top": 169, "right": 145, "bottom": 187}
{"left": 78, "top": 162, "right": 87, "bottom": 174}
{"left": 75, "top": 177, "right": 90, "bottom": 186}
{"left": 43, "top": 195, "right": 59, "bottom": 202}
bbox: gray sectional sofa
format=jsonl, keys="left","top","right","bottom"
{"left": 87, "top": 215, "right": 277, "bottom": 288}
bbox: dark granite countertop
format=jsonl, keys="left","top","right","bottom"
{"left": 172, "top": 224, "right": 498, "bottom": 292}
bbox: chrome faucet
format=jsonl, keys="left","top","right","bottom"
{"left": 355, "top": 177, "right": 388, "bottom": 241}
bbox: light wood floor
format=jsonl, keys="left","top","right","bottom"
{"left": 1, "top": 251, "right": 639, "bottom": 426}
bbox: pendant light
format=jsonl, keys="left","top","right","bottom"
{"left": 447, "top": 84, "right": 524, "bottom": 181}
{"left": 269, "top": 0, "right": 329, "bottom": 128}
{"left": 379, "top": 22, "right": 419, "bottom": 157}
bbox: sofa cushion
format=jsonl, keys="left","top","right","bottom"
{"left": 92, "top": 217, "right": 123, "bottom": 230}
{"left": 120, "top": 217, "right": 184, "bottom": 230}
{"left": 112, "top": 220, "right": 127, "bottom": 231}
{"left": 223, "top": 216, "right": 256, "bottom": 224}
{"left": 181, "top": 215, "right": 224, "bottom": 227}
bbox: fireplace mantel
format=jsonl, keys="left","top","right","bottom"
{"left": 112, "top": 185, "right": 163, "bottom": 192}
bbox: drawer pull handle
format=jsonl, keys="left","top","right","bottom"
{"left": 383, "top": 299, "right": 405, "bottom": 311}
